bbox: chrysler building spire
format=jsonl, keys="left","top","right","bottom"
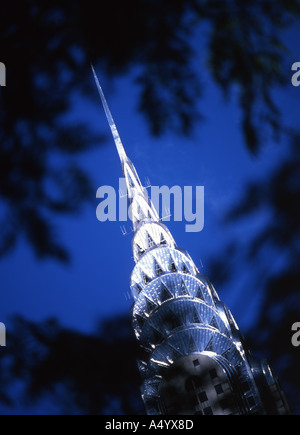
{"left": 92, "top": 68, "right": 291, "bottom": 415}
{"left": 92, "top": 65, "right": 159, "bottom": 230}
{"left": 91, "top": 64, "right": 127, "bottom": 162}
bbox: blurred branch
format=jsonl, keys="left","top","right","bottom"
{"left": 2, "top": 315, "right": 144, "bottom": 415}
{"left": 209, "top": 131, "right": 300, "bottom": 414}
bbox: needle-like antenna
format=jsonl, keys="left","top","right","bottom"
{"left": 91, "top": 64, "right": 127, "bottom": 162}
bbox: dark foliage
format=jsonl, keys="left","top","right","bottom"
{"left": 1, "top": 315, "right": 144, "bottom": 415}
{"left": 211, "top": 133, "right": 300, "bottom": 414}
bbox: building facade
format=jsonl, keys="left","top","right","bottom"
{"left": 92, "top": 68, "right": 291, "bottom": 415}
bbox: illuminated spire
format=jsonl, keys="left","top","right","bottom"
{"left": 92, "top": 67, "right": 290, "bottom": 415}
{"left": 91, "top": 64, "right": 127, "bottom": 162}
{"left": 92, "top": 65, "right": 160, "bottom": 229}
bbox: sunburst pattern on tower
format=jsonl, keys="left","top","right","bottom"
{"left": 92, "top": 67, "right": 291, "bottom": 415}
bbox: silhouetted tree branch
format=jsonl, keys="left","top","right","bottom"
{"left": 1, "top": 315, "right": 144, "bottom": 415}
{"left": 210, "top": 131, "right": 300, "bottom": 414}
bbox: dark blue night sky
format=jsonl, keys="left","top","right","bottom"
{"left": 0, "top": 7, "right": 300, "bottom": 414}
{"left": 1, "top": 61, "right": 296, "bottom": 333}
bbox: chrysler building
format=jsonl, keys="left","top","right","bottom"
{"left": 92, "top": 67, "right": 291, "bottom": 415}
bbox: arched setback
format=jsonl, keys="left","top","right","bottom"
{"left": 132, "top": 221, "right": 176, "bottom": 262}
{"left": 132, "top": 274, "right": 216, "bottom": 331}
{"left": 157, "top": 353, "right": 240, "bottom": 415}
{"left": 130, "top": 247, "right": 198, "bottom": 299}
{"left": 137, "top": 298, "right": 230, "bottom": 348}
{"left": 93, "top": 69, "right": 292, "bottom": 416}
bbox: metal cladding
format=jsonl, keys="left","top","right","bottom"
{"left": 93, "top": 68, "right": 291, "bottom": 415}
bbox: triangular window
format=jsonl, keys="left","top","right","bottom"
{"left": 136, "top": 243, "right": 145, "bottom": 255}
{"left": 143, "top": 273, "right": 151, "bottom": 285}
{"left": 154, "top": 259, "right": 163, "bottom": 276}
{"left": 145, "top": 296, "right": 156, "bottom": 314}
{"left": 136, "top": 283, "right": 143, "bottom": 294}
{"left": 179, "top": 278, "right": 189, "bottom": 296}
{"left": 195, "top": 285, "right": 204, "bottom": 301}
{"left": 209, "top": 316, "right": 218, "bottom": 330}
{"left": 182, "top": 263, "right": 189, "bottom": 274}
{"left": 188, "top": 336, "right": 198, "bottom": 354}
{"left": 191, "top": 306, "right": 201, "bottom": 324}
{"left": 170, "top": 257, "right": 177, "bottom": 272}
{"left": 160, "top": 233, "right": 167, "bottom": 245}
{"left": 160, "top": 282, "right": 173, "bottom": 302}
{"left": 205, "top": 337, "right": 214, "bottom": 352}
{"left": 147, "top": 233, "right": 156, "bottom": 248}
